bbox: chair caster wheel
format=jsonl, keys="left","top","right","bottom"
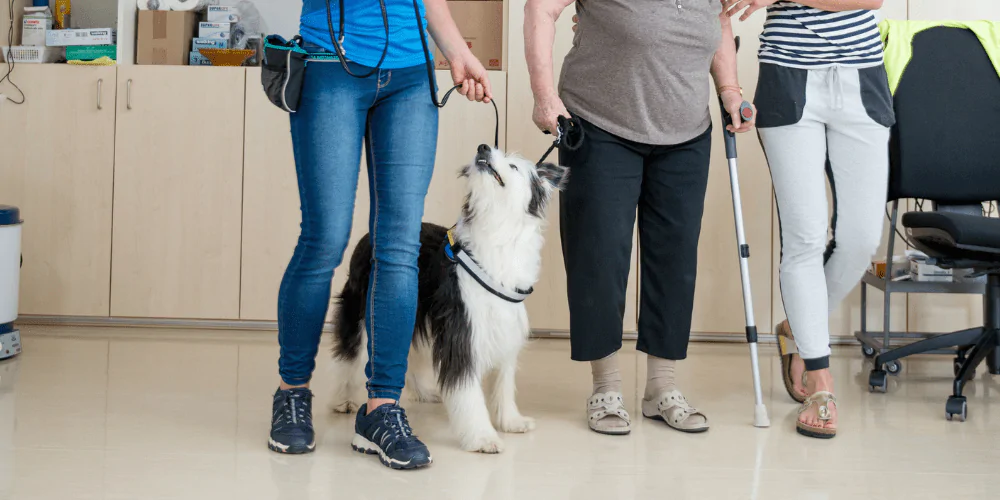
{"left": 885, "top": 360, "right": 902, "bottom": 375}
{"left": 953, "top": 358, "right": 975, "bottom": 380}
{"left": 869, "top": 370, "right": 888, "bottom": 393}
{"left": 945, "top": 396, "right": 967, "bottom": 422}
{"left": 861, "top": 345, "right": 876, "bottom": 359}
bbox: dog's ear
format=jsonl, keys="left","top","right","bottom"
{"left": 537, "top": 163, "right": 569, "bottom": 190}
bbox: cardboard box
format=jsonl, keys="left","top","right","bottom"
{"left": 45, "top": 28, "right": 115, "bottom": 46}
{"left": 206, "top": 6, "right": 239, "bottom": 23}
{"left": 21, "top": 17, "right": 52, "bottom": 46}
{"left": 137, "top": 11, "right": 198, "bottom": 65}
{"left": 433, "top": 1, "right": 503, "bottom": 71}
{"left": 192, "top": 37, "right": 229, "bottom": 50}
{"left": 198, "top": 22, "right": 231, "bottom": 39}
{"left": 66, "top": 44, "right": 117, "bottom": 61}
{"left": 189, "top": 51, "right": 212, "bottom": 66}
{"left": 910, "top": 259, "right": 953, "bottom": 282}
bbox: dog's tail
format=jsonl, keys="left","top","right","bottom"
{"left": 333, "top": 234, "right": 372, "bottom": 362}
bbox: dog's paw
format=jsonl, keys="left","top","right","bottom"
{"left": 463, "top": 434, "right": 505, "bottom": 454}
{"left": 500, "top": 416, "right": 536, "bottom": 434}
{"left": 331, "top": 400, "right": 358, "bottom": 414}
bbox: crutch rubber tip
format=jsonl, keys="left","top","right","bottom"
{"left": 754, "top": 404, "right": 770, "bottom": 428}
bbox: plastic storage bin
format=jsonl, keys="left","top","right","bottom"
{"left": 1, "top": 46, "right": 65, "bottom": 64}
{"left": 0, "top": 206, "right": 22, "bottom": 360}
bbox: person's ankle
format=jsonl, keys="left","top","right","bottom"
{"left": 806, "top": 369, "right": 834, "bottom": 393}
{"left": 591, "top": 352, "right": 623, "bottom": 395}
{"left": 367, "top": 398, "right": 396, "bottom": 414}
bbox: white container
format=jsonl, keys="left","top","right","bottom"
{"left": 206, "top": 5, "right": 238, "bottom": 23}
{"left": 0, "top": 206, "right": 22, "bottom": 327}
{"left": 45, "top": 28, "right": 116, "bottom": 47}
{"left": 22, "top": 17, "right": 52, "bottom": 46}
{"left": 1, "top": 46, "right": 65, "bottom": 64}
{"left": 198, "top": 22, "right": 231, "bottom": 39}
{"left": 910, "top": 258, "right": 952, "bottom": 282}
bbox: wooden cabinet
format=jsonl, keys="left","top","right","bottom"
{"left": 691, "top": 14, "right": 774, "bottom": 335}
{"left": 0, "top": 65, "right": 116, "bottom": 316}
{"left": 239, "top": 68, "right": 369, "bottom": 321}
{"left": 506, "top": 0, "right": 638, "bottom": 333}
{"left": 240, "top": 69, "right": 508, "bottom": 322}
{"left": 239, "top": 68, "right": 300, "bottom": 321}
{"left": 110, "top": 66, "right": 246, "bottom": 319}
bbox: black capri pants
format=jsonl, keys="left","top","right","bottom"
{"left": 559, "top": 118, "right": 712, "bottom": 362}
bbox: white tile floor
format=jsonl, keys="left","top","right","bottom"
{"left": 2, "top": 324, "right": 999, "bottom": 499}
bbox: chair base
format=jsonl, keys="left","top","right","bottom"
{"left": 868, "top": 274, "right": 1000, "bottom": 421}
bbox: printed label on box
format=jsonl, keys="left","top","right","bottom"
{"left": 192, "top": 37, "right": 229, "bottom": 50}
{"left": 207, "top": 6, "right": 239, "bottom": 23}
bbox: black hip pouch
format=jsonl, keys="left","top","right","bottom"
{"left": 261, "top": 35, "right": 309, "bottom": 113}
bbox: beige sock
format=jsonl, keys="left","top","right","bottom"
{"left": 591, "top": 352, "right": 622, "bottom": 395}
{"left": 644, "top": 355, "right": 677, "bottom": 400}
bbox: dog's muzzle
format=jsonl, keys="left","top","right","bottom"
{"left": 475, "top": 144, "right": 505, "bottom": 187}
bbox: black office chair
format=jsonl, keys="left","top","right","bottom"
{"left": 869, "top": 26, "right": 1000, "bottom": 422}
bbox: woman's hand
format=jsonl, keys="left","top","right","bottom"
{"left": 720, "top": 89, "right": 756, "bottom": 133}
{"left": 532, "top": 92, "right": 571, "bottom": 134}
{"left": 449, "top": 54, "right": 493, "bottom": 103}
{"left": 724, "top": 0, "right": 779, "bottom": 21}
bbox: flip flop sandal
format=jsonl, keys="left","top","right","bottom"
{"left": 796, "top": 391, "right": 837, "bottom": 439}
{"left": 587, "top": 392, "right": 631, "bottom": 435}
{"left": 641, "top": 390, "right": 709, "bottom": 433}
{"left": 776, "top": 321, "right": 807, "bottom": 404}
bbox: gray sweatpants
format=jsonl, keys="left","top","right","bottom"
{"left": 757, "top": 64, "right": 893, "bottom": 370}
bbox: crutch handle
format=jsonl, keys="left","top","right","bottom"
{"left": 719, "top": 98, "right": 752, "bottom": 160}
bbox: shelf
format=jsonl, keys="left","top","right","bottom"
{"left": 861, "top": 271, "right": 986, "bottom": 295}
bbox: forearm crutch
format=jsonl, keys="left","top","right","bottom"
{"left": 718, "top": 36, "right": 770, "bottom": 428}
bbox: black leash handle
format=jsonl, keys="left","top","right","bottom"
{"left": 412, "top": 0, "right": 499, "bottom": 150}
{"left": 537, "top": 115, "right": 584, "bottom": 165}
{"left": 437, "top": 85, "right": 500, "bottom": 150}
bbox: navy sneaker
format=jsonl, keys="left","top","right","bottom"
{"left": 268, "top": 388, "right": 316, "bottom": 454}
{"left": 352, "top": 403, "right": 432, "bottom": 469}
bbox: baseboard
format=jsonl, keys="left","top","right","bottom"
{"left": 17, "top": 315, "right": 863, "bottom": 345}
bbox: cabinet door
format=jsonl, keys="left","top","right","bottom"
{"left": 240, "top": 68, "right": 368, "bottom": 321}
{"left": 507, "top": 0, "right": 638, "bottom": 333}
{"left": 0, "top": 65, "right": 116, "bottom": 316}
{"left": 240, "top": 68, "right": 507, "bottom": 322}
{"left": 111, "top": 66, "right": 245, "bottom": 319}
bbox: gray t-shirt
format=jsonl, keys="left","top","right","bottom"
{"left": 559, "top": 0, "right": 723, "bottom": 145}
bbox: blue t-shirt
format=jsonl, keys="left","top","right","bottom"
{"left": 300, "top": 0, "right": 430, "bottom": 69}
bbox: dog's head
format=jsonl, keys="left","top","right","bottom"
{"left": 460, "top": 144, "right": 568, "bottom": 223}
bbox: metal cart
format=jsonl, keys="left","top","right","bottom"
{"left": 855, "top": 200, "right": 987, "bottom": 392}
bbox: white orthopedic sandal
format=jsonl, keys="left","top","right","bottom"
{"left": 587, "top": 391, "right": 631, "bottom": 435}
{"left": 641, "top": 389, "right": 709, "bottom": 433}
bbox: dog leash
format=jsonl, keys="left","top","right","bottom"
{"left": 433, "top": 85, "right": 500, "bottom": 150}
{"left": 536, "top": 115, "right": 584, "bottom": 165}
{"left": 412, "top": 0, "right": 500, "bottom": 150}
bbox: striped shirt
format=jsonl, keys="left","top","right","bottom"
{"left": 758, "top": 2, "right": 884, "bottom": 69}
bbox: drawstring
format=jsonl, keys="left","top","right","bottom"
{"left": 827, "top": 66, "right": 844, "bottom": 111}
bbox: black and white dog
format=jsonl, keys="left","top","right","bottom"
{"left": 331, "top": 144, "right": 567, "bottom": 453}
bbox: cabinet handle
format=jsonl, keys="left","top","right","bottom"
{"left": 97, "top": 79, "right": 103, "bottom": 110}
{"left": 127, "top": 79, "right": 132, "bottom": 110}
